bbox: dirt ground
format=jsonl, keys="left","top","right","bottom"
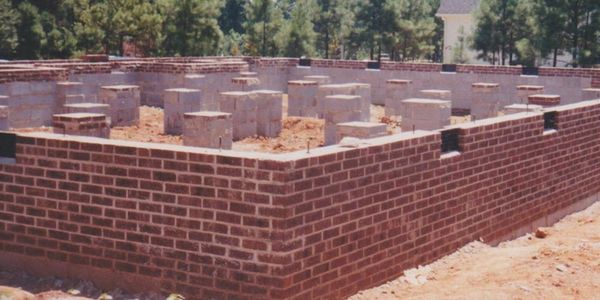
{"left": 13, "top": 95, "right": 471, "bottom": 153}
{"left": 349, "top": 201, "right": 600, "bottom": 300}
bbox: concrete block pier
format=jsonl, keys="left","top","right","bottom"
{"left": 163, "top": 88, "right": 203, "bottom": 135}
{"left": 183, "top": 111, "right": 233, "bottom": 149}
{"left": 336, "top": 121, "right": 387, "bottom": 143}
{"left": 401, "top": 98, "right": 451, "bottom": 131}
{"left": 319, "top": 94, "right": 363, "bottom": 145}
{"left": 385, "top": 79, "right": 413, "bottom": 120}
{"left": 471, "top": 82, "right": 500, "bottom": 120}
{"left": 99, "top": 85, "right": 140, "bottom": 127}
{"left": 287, "top": 80, "right": 319, "bottom": 117}
{"left": 52, "top": 113, "right": 110, "bottom": 138}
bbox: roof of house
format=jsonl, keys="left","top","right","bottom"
{"left": 437, "top": 0, "right": 480, "bottom": 15}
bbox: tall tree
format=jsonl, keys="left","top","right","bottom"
{"left": 390, "top": 0, "right": 437, "bottom": 61}
{"left": 161, "top": 0, "right": 223, "bottom": 56}
{"left": 277, "top": 0, "right": 317, "bottom": 57}
{"left": 472, "top": 0, "right": 533, "bottom": 65}
{"left": 314, "top": 0, "right": 355, "bottom": 58}
{"left": 532, "top": 0, "right": 568, "bottom": 66}
{"left": 353, "top": 0, "right": 398, "bottom": 60}
{"left": 0, "top": 0, "right": 19, "bottom": 58}
{"left": 14, "top": 1, "right": 46, "bottom": 59}
{"left": 243, "top": 0, "right": 284, "bottom": 56}
{"left": 219, "top": 0, "right": 246, "bottom": 34}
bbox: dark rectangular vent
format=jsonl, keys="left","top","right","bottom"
{"left": 544, "top": 111, "right": 558, "bottom": 130}
{"left": 522, "top": 66, "right": 539, "bottom": 76}
{"left": 440, "top": 128, "right": 460, "bottom": 153}
{"left": 442, "top": 64, "right": 457, "bottom": 72}
{"left": 0, "top": 132, "right": 17, "bottom": 159}
{"left": 367, "top": 61, "right": 380, "bottom": 70}
{"left": 298, "top": 58, "right": 311, "bottom": 67}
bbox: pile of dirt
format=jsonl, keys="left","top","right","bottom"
{"left": 0, "top": 270, "right": 162, "bottom": 300}
{"left": 110, "top": 106, "right": 183, "bottom": 145}
{"left": 234, "top": 117, "right": 324, "bottom": 153}
{"left": 349, "top": 201, "right": 600, "bottom": 299}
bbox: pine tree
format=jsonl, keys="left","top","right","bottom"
{"left": 243, "top": 0, "right": 284, "bottom": 56}
{"left": 219, "top": 0, "right": 246, "bottom": 34}
{"left": 314, "top": 0, "right": 356, "bottom": 58}
{"left": 277, "top": 0, "right": 317, "bottom": 57}
{"left": 161, "top": 0, "right": 223, "bottom": 56}
{"left": 451, "top": 26, "right": 470, "bottom": 63}
{"left": 14, "top": 1, "right": 46, "bottom": 59}
{"left": 391, "top": 0, "right": 437, "bottom": 61}
{"left": 0, "top": 0, "right": 19, "bottom": 58}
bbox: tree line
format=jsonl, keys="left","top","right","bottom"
{"left": 0, "top": 0, "right": 597, "bottom": 67}
{"left": 0, "top": 0, "right": 442, "bottom": 61}
{"left": 471, "top": 0, "right": 600, "bottom": 67}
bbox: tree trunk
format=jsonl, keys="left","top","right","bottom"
{"left": 553, "top": 47, "right": 558, "bottom": 67}
{"left": 262, "top": 20, "right": 266, "bottom": 57}
{"left": 325, "top": 30, "right": 330, "bottom": 59}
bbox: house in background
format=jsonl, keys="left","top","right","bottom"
{"left": 436, "top": 0, "right": 482, "bottom": 64}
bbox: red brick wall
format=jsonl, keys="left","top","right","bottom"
{"left": 2, "top": 101, "right": 600, "bottom": 299}
{"left": 274, "top": 101, "right": 600, "bottom": 299}
{"left": 0, "top": 136, "right": 292, "bottom": 299}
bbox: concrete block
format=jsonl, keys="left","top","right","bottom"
{"left": 317, "top": 83, "right": 370, "bottom": 121}
{"left": 319, "top": 94, "right": 363, "bottom": 145}
{"left": 419, "top": 89, "right": 451, "bottom": 100}
{"left": 287, "top": 80, "right": 319, "bottom": 117}
{"left": 401, "top": 98, "right": 451, "bottom": 131}
{"left": 516, "top": 85, "right": 544, "bottom": 103}
{"left": 471, "top": 82, "right": 500, "bottom": 120}
{"left": 239, "top": 72, "right": 258, "bottom": 78}
{"left": 164, "top": 88, "right": 203, "bottom": 135}
{"left": 254, "top": 90, "right": 283, "bottom": 137}
{"left": 336, "top": 121, "right": 387, "bottom": 143}
{"left": 385, "top": 79, "right": 413, "bottom": 119}
{"left": 183, "top": 111, "right": 233, "bottom": 149}
{"left": 0, "top": 95, "right": 7, "bottom": 106}
{"left": 231, "top": 77, "right": 260, "bottom": 91}
{"left": 219, "top": 91, "right": 257, "bottom": 140}
{"left": 304, "top": 75, "right": 331, "bottom": 85}
{"left": 0, "top": 105, "right": 8, "bottom": 130}
{"left": 504, "top": 103, "right": 544, "bottom": 115}
{"left": 99, "top": 85, "right": 140, "bottom": 127}
{"left": 582, "top": 88, "right": 600, "bottom": 100}
{"left": 184, "top": 74, "right": 206, "bottom": 89}
{"left": 52, "top": 113, "right": 110, "bottom": 138}
{"left": 528, "top": 94, "right": 560, "bottom": 107}
{"left": 63, "top": 103, "right": 111, "bottom": 121}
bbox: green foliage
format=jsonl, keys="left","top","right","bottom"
{"left": 219, "top": 0, "right": 246, "bottom": 34}
{"left": 0, "top": 0, "right": 19, "bottom": 58}
{"left": 0, "top": 0, "right": 597, "bottom": 67}
{"left": 161, "top": 0, "right": 223, "bottom": 56}
{"left": 451, "top": 26, "right": 470, "bottom": 64}
{"left": 277, "top": 0, "right": 317, "bottom": 57}
{"left": 243, "top": 0, "right": 284, "bottom": 56}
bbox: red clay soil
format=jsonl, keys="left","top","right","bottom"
{"left": 349, "top": 201, "right": 600, "bottom": 300}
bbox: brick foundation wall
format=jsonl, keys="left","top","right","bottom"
{"left": 1, "top": 100, "right": 600, "bottom": 299}
{"left": 0, "top": 136, "right": 292, "bottom": 299}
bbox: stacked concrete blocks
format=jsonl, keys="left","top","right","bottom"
{"left": 287, "top": 80, "right": 319, "bottom": 117}
{"left": 385, "top": 79, "right": 413, "bottom": 120}
{"left": 183, "top": 74, "right": 205, "bottom": 89}
{"left": 304, "top": 75, "right": 331, "bottom": 85}
{"left": 219, "top": 91, "right": 257, "bottom": 140}
{"left": 336, "top": 121, "right": 387, "bottom": 143}
{"left": 239, "top": 72, "right": 258, "bottom": 78}
{"left": 231, "top": 77, "right": 260, "bottom": 91}
{"left": 63, "top": 103, "right": 111, "bottom": 124}
{"left": 471, "top": 82, "right": 501, "bottom": 120}
{"left": 419, "top": 89, "right": 452, "bottom": 100}
{"left": 400, "top": 98, "right": 451, "bottom": 131}
{"left": 56, "top": 81, "right": 86, "bottom": 108}
{"left": 516, "top": 85, "right": 544, "bottom": 103}
{"left": 0, "top": 105, "right": 8, "bottom": 130}
{"left": 254, "top": 90, "right": 283, "bottom": 137}
{"left": 183, "top": 111, "right": 233, "bottom": 149}
{"left": 52, "top": 113, "right": 110, "bottom": 138}
{"left": 163, "top": 88, "right": 204, "bottom": 135}
{"left": 528, "top": 94, "right": 560, "bottom": 107}
{"left": 504, "top": 104, "right": 544, "bottom": 115}
{"left": 317, "top": 83, "right": 371, "bottom": 122}
{"left": 582, "top": 88, "right": 600, "bottom": 100}
{"left": 99, "top": 85, "right": 140, "bottom": 127}
{"left": 319, "top": 94, "right": 363, "bottom": 145}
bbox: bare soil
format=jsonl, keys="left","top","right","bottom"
{"left": 15, "top": 100, "right": 470, "bottom": 153}
{"left": 349, "top": 201, "right": 600, "bottom": 300}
